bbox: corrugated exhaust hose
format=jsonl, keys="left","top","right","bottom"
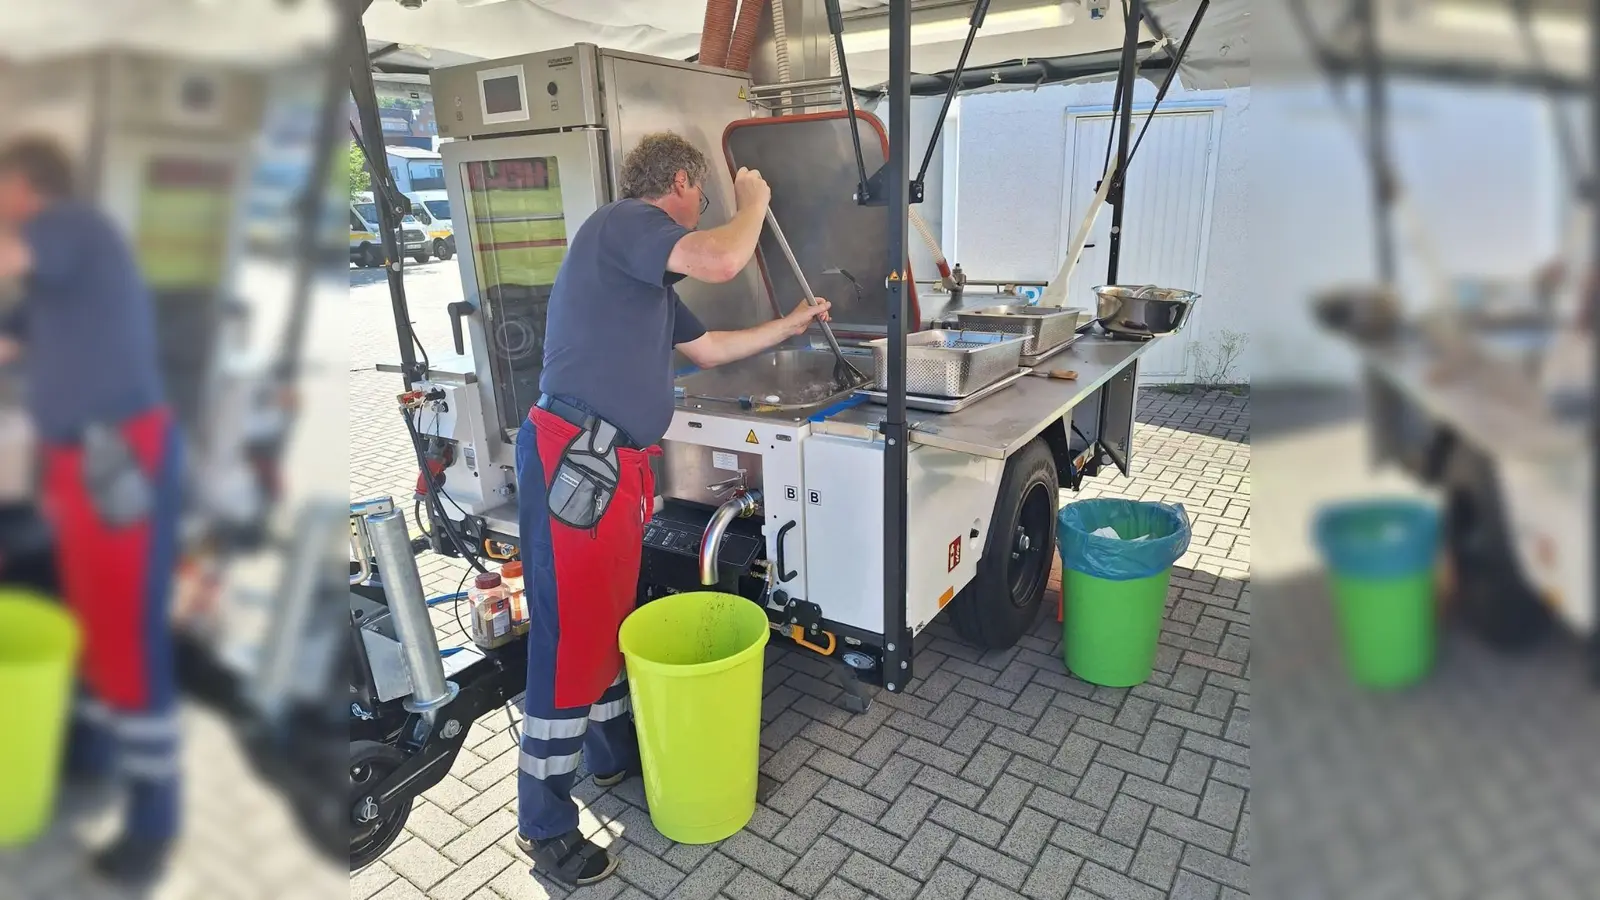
{"left": 700, "top": 0, "right": 738, "bottom": 69}
{"left": 726, "top": 0, "right": 768, "bottom": 73}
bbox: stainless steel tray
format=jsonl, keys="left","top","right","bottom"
{"left": 1019, "top": 331, "right": 1084, "bottom": 367}
{"left": 855, "top": 368, "right": 1032, "bottom": 413}
{"left": 866, "top": 329, "right": 1027, "bottom": 399}
{"left": 954, "top": 305, "right": 1088, "bottom": 356}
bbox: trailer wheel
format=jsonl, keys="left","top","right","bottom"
{"left": 349, "top": 741, "right": 413, "bottom": 872}
{"left": 1443, "top": 448, "right": 1550, "bottom": 652}
{"left": 951, "top": 438, "right": 1058, "bottom": 650}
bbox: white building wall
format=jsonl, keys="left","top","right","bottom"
{"left": 875, "top": 76, "right": 1562, "bottom": 386}
{"left": 1249, "top": 81, "right": 1562, "bottom": 385}
{"left": 945, "top": 78, "right": 1251, "bottom": 383}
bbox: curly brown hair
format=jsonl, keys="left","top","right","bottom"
{"left": 0, "top": 135, "right": 76, "bottom": 198}
{"left": 619, "top": 132, "right": 709, "bottom": 201}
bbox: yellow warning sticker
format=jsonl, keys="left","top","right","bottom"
{"left": 738, "top": 86, "right": 748, "bottom": 100}
{"left": 745, "top": 429, "right": 759, "bottom": 444}
{"left": 888, "top": 270, "right": 901, "bottom": 282}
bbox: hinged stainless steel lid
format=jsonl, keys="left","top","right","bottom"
{"left": 723, "top": 110, "right": 922, "bottom": 336}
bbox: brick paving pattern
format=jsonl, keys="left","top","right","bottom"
{"left": 345, "top": 264, "right": 1254, "bottom": 900}
{"left": 1251, "top": 390, "right": 1600, "bottom": 900}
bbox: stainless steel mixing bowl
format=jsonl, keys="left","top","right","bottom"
{"left": 1092, "top": 285, "right": 1200, "bottom": 339}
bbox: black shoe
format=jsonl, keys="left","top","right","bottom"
{"left": 516, "top": 830, "right": 618, "bottom": 886}
{"left": 593, "top": 768, "right": 635, "bottom": 788}
{"left": 91, "top": 832, "right": 173, "bottom": 888}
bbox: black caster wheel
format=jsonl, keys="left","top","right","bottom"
{"left": 349, "top": 741, "right": 414, "bottom": 872}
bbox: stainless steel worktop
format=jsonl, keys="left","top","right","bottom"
{"left": 812, "top": 334, "right": 1158, "bottom": 459}
{"left": 1353, "top": 330, "right": 1585, "bottom": 464}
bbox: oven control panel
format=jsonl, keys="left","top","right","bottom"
{"left": 642, "top": 504, "right": 762, "bottom": 569}
{"left": 643, "top": 519, "right": 761, "bottom": 569}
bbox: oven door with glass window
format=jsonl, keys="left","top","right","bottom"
{"left": 440, "top": 131, "right": 609, "bottom": 457}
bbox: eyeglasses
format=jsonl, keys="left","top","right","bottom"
{"left": 698, "top": 189, "right": 710, "bottom": 216}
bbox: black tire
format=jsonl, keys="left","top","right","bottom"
{"left": 1443, "top": 448, "right": 1550, "bottom": 653}
{"left": 361, "top": 244, "right": 384, "bottom": 269}
{"left": 434, "top": 239, "right": 453, "bottom": 261}
{"left": 349, "top": 741, "right": 413, "bottom": 872}
{"left": 412, "top": 249, "right": 430, "bottom": 265}
{"left": 950, "top": 437, "right": 1058, "bottom": 650}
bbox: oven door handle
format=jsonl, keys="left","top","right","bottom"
{"left": 776, "top": 520, "right": 798, "bottom": 583}
{"left": 446, "top": 300, "right": 476, "bottom": 356}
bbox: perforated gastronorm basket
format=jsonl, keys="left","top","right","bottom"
{"left": 953, "top": 305, "right": 1086, "bottom": 355}
{"left": 866, "top": 330, "right": 1027, "bottom": 399}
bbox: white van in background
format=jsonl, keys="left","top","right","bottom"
{"left": 350, "top": 192, "right": 429, "bottom": 268}
{"left": 405, "top": 190, "right": 455, "bottom": 261}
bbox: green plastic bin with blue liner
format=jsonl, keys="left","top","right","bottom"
{"left": 1314, "top": 498, "right": 1440, "bottom": 689}
{"left": 0, "top": 592, "right": 80, "bottom": 846}
{"left": 618, "top": 591, "right": 770, "bottom": 845}
{"left": 1057, "top": 500, "right": 1192, "bottom": 687}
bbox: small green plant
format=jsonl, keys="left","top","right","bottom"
{"left": 1162, "top": 329, "right": 1248, "bottom": 395}
{"left": 347, "top": 141, "right": 371, "bottom": 196}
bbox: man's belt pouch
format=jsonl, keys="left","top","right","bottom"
{"left": 83, "top": 422, "right": 153, "bottom": 527}
{"left": 547, "top": 419, "right": 621, "bottom": 530}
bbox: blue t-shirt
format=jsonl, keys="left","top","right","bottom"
{"left": 539, "top": 199, "right": 707, "bottom": 447}
{"left": 13, "top": 200, "right": 165, "bottom": 442}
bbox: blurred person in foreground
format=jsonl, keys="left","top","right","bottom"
{"left": 0, "top": 136, "right": 182, "bottom": 885}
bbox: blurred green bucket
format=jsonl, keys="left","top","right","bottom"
{"left": 1314, "top": 499, "right": 1440, "bottom": 689}
{"left": 0, "top": 593, "right": 80, "bottom": 846}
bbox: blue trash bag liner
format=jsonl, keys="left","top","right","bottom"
{"left": 1313, "top": 498, "right": 1440, "bottom": 579}
{"left": 1057, "top": 499, "right": 1192, "bottom": 581}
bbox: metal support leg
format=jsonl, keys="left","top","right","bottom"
{"left": 834, "top": 661, "right": 873, "bottom": 714}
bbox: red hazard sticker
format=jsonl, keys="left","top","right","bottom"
{"left": 947, "top": 536, "right": 961, "bottom": 572}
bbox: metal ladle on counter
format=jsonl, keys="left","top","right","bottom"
{"left": 762, "top": 207, "right": 869, "bottom": 389}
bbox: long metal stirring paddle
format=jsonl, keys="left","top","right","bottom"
{"left": 762, "top": 207, "right": 867, "bottom": 384}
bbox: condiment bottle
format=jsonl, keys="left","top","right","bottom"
{"left": 468, "top": 572, "right": 513, "bottom": 649}
{"left": 500, "top": 560, "right": 530, "bottom": 636}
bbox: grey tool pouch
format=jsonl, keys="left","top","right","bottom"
{"left": 546, "top": 419, "right": 621, "bottom": 531}
{"left": 82, "top": 422, "right": 153, "bottom": 528}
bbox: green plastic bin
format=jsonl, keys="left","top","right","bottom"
{"left": 1315, "top": 500, "right": 1440, "bottom": 689}
{"left": 1062, "top": 569, "right": 1173, "bottom": 687}
{"left": 618, "top": 591, "right": 769, "bottom": 845}
{"left": 1057, "top": 500, "right": 1192, "bottom": 688}
{"left": 0, "top": 593, "right": 80, "bottom": 846}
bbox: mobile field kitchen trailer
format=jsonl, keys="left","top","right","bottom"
{"left": 1291, "top": 0, "right": 1599, "bottom": 681}
{"left": 343, "top": 0, "right": 1249, "bottom": 870}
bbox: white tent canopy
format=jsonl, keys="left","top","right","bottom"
{"left": 0, "top": 0, "right": 335, "bottom": 64}
{"left": 361, "top": 0, "right": 1249, "bottom": 91}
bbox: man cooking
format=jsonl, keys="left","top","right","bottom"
{"left": 515, "top": 131, "right": 831, "bottom": 885}
{"left": 0, "top": 135, "right": 182, "bottom": 885}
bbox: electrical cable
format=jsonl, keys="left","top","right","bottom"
{"left": 452, "top": 566, "right": 471, "bottom": 650}
{"left": 403, "top": 407, "right": 488, "bottom": 573}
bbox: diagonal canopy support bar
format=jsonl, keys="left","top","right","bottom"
{"left": 824, "top": 0, "right": 874, "bottom": 204}
{"left": 907, "top": 0, "right": 993, "bottom": 205}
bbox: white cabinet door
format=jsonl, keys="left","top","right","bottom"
{"left": 1063, "top": 108, "right": 1220, "bottom": 380}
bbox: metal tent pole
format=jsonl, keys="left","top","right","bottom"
{"left": 274, "top": 34, "right": 350, "bottom": 387}
{"left": 345, "top": 1, "right": 421, "bottom": 386}
{"left": 1105, "top": 0, "right": 1142, "bottom": 285}
{"left": 880, "top": 0, "right": 912, "bottom": 692}
{"left": 1589, "top": 0, "right": 1599, "bottom": 682}
{"left": 1358, "top": 0, "right": 1398, "bottom": 284}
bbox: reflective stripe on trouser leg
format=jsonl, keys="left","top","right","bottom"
{"left": 124, "top": 420, "right": 183, "bottom": 842}
{"left": 114, "top": 707, "right": 180, "bottom": 839}
{"left": 516, "top": 415, "right": 590, "bottom": 841}
{"left": 517, "top": 682, "right": 591, "bottom": 839}
{"left": 583, "top": 670, "right": 637, "bottom": 780}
